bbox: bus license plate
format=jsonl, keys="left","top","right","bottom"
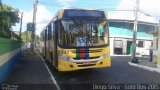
{"left": 83, "top": 61, "right": 92, "bottom": 65}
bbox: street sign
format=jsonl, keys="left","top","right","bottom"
{"left": 27, "top": 23, "right": 35, "bottom": 31}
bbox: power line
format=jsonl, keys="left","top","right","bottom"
{"left": 39, "top": 2, "right": 114, "bottom": 8}
{"left": 39, "top": 0, "right": 124, "bottom": 6}
{"left": 39, "top": 2, "right": 135, "bottom": 11}
{"left": 39, "top": 0, "right": 160, "bottom": 17}
{"left": 39, "top": 0, "right": 136, "bottom": 9}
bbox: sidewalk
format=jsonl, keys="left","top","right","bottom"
{"left": 128, "top": 57, "right": 160, "bottom": 74}
{"left": 4, "top": 49, "right": 59, "bottom": 90}
{"left": 138, "top": 59, "right": 157, "bottom": 68}
{"left": 111, "top": 54, "right": 142, "bottom": 57}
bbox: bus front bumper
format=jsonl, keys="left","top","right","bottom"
{"left": 57, "top": 57, "right": 111, "bottom": 71}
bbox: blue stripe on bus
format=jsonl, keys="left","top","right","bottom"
{"left": 85, "top": 48, "right": 89, "bottom": 59}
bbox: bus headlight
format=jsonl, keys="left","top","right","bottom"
{"left": 59, "top": 55, "right": 70, "bottom": 61}
{"left": 58, "top": 50, "right": 69, "bottom": 54}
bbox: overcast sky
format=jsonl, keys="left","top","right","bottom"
{"left": 3, "top": 0, "right": 160, "bottom": 35}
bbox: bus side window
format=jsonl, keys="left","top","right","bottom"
{"left": 54, "top": 21, "right": 59, "bottom": 44}
{"left": 51, "top": 22, "right": 55, "bottom": 40}
{"left": 48, "top": 25, "right": 51, "bottom": 40}
{"left": 45, "top": 28, "right": 47, "bottom": 41}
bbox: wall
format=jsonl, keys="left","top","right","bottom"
{"left": 0, "top": 38, "right": 21, "bottom": 83}
{"left": 109, "top": 22, "right": 153, "bottom": 55}
{"left": 109, "top": 27, "right": 153, "bottom": 38}
{"left": 136, "top": 40, "right": 151, "bottom": 55}
{"left": 109, "top": 37, "right": 114, "bottom": 55}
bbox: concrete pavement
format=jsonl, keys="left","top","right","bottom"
{"left": 4, "top": 49, "right": 59, "bottom": 90}
{"left": 47, "top": 56, "right": 160, "bottom": 90}
{"left": 128, "top": 57, "right": 160, "bottom": 74}
{"left": 4, "top": 50, "right": 160, "bottom": 90}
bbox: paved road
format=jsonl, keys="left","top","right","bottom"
{"left": 46, "top": 56, "right": 160, "bottom": 90}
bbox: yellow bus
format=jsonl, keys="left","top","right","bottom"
{"left": 40, "top": 9, "right": 111, "bottom": 71}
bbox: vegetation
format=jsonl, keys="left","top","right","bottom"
{"left": 35, "top": 35, "right": 40, "bottom": 45}
{"left": 0, "top": 3, "right": 20, "bottom": 38}
{"left": 0, "top": 3, "right": 39, "bottom": 44}
{"left": 21, "top": 31, "right": 40, "bottom": 45}
{"left": 21, "top": 31, "right": 31, "bottom": 42}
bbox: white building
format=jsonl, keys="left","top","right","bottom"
{"left": 108, "top": 19, "right": 158, "bottom": 56}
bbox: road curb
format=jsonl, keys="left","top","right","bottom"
{"left": 35, "top": 50, "right": 61, "bottom": 90}
{"left": 128, "top": 62, "right": 160, "bottom": 74}
{"left": 41, "top": 56, "right": 61, "bottom": 90}
{"left": 111, "top": 55, "right": 142, "bottom": 57}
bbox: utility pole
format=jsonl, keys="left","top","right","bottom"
{"left": 131, "top": 0, "right": 140, "bottom": 63}
{"left": 19, "top": 12, "right": 23, "bottom": 39}
{"left": 19, "top": 12, "right": 23, "bottom": 52}
{"left": 158, "top": 20, "right": 160, "bottom": 68}
{"left": 158, "top": 20, "right": 160, "bottom": 53}
{"left": 31, "top": 0, "right": 38, "bottom": 53}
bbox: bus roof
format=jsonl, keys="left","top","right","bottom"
{"left": 41, "top": 8, "right": 108, "bottom": 34}
{"left": 57, "top": 9, "right": 107, "bottom": 20}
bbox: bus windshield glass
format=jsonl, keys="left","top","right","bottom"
{"left": 59, "top": 19, "right": 109, "bottom": 47}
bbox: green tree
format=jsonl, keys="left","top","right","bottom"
{"left": 0, "top": 4, "right": 19, "bottom": 38}
{"left": 21, "top": 31, "right": 32, "bottom": 42}
{"left": 35, "top": 35, "right": 40, "bottom": 45}
{"left": 21, "top": 31, "right": 40, "bottom": 47}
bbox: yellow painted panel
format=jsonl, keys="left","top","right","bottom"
{"left": 157, "top": 52, "right": 160, "bottom": 65}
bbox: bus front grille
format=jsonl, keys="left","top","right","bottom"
{"left": 73, "top": 56, "right": 100, "bottom": 60}
{"left": 71, "top": 49, "right": 103, "bottom": 53}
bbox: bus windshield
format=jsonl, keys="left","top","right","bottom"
{"left": 59, "top": 19, "right": 109, "bottom": 47}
